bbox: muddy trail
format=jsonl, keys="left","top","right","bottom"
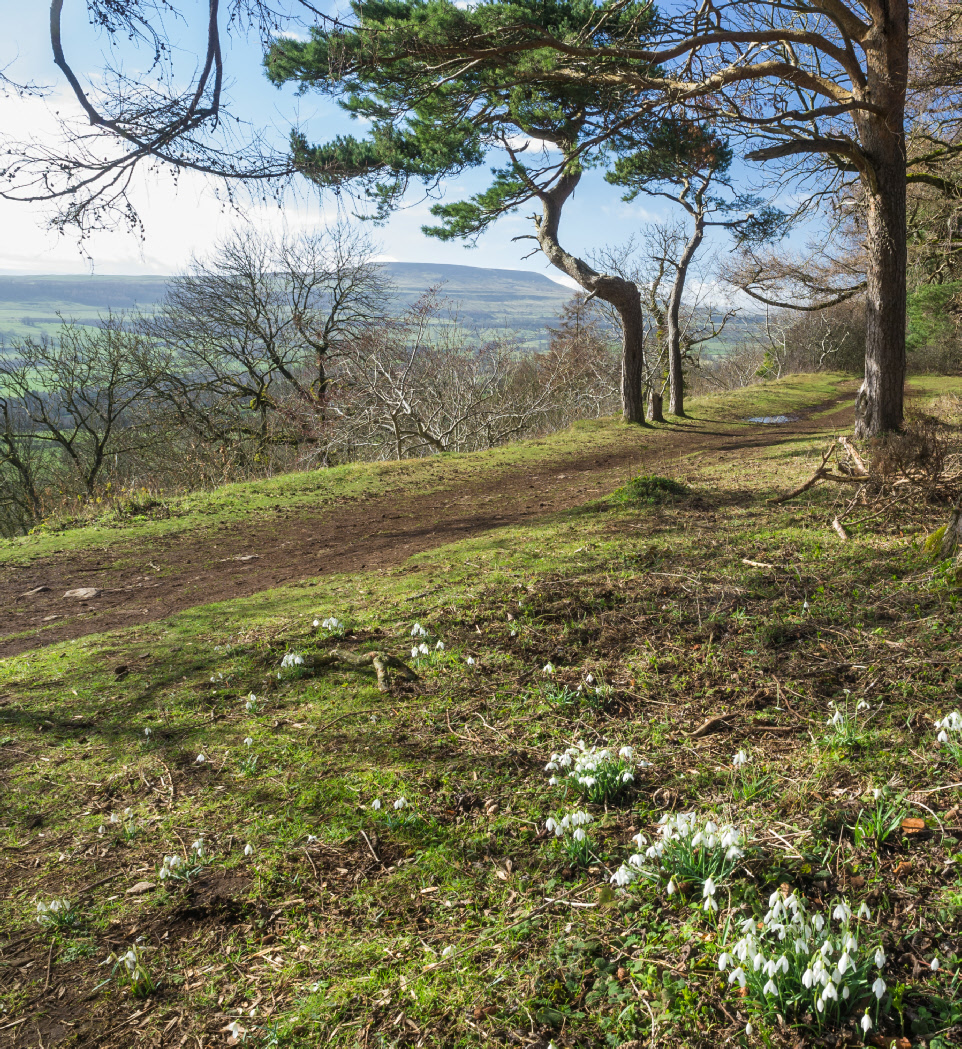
{"left": 0, "top": 395, "right": 855, "bottom": 657}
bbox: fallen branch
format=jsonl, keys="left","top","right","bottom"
{"left": 770, "top": 442, "right": 835, "bottom": 504}
{"left": 308, "top": 649, "right": 419, "bottom": 692}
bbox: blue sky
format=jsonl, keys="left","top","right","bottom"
{"left": 0, "top": 1, "right": 787, "bottom": 289}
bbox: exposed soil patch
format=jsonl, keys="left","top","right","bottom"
{"left": 0, "top": 396, "right": 856, "bottom": 657}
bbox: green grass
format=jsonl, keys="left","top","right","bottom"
{"left": 2, "top": 372, "right": 962, "bottom": 1047}
{"left": 0, "top": 372, "right": 854, "bottom": 566}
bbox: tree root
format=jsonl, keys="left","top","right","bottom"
{"left": 308, "top": 649, "right": 419, "bottom": 692}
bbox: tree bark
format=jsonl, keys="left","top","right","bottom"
{"left": 853, "top": 1, "right": 909, "bottom": 438}
{"left": 648, "top": 383, "right": 665, "bottom": 422}
{"left": 667, "top": 218, "right": 705, "bottom": 417}
{"left": 534, "top": 169, "right": 646, "bottom": 422}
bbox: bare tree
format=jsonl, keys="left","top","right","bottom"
{"left": 0, "top": 316, "right": 168, "bottom": 500}
{"left": 0, "top": 2, "right": 327, "bottom": 238}
{"left": 146, "top": 223, "right": 391, "bottom": 453}
{"left": 331, "top": 292, "right": 575, "bottom": 460}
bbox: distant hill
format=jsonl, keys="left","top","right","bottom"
{"left": 0, "top": 264, "right": 575, "bottom": 347}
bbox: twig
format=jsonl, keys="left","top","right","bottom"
{"left": 359, "top": 829, "right": 385, "bottom": 869}
{"left": 302, "top": 848, "right": 320, "bottom": 884}
{"left": 43, "top": 942, "right": 55, "bottom": 991}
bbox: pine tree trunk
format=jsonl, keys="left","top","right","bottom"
{"left": 853, "top": 2, "right": 909, "bottom": 438}
{"left": 617, "top": 293, "right": 646, "bottom": 423}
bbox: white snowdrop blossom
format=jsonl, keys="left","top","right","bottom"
{"left": 394, "top": 797, "right": 407, "bottom": 810}
{"left": 435, "top": 640, "right": 445, "bottom": 651}
{"left": 371, "top": 799, "right": 382, "bottom": 811}
{"left": 158, "top": 854, "right": 186, "bottom": 880}
{"left": 143, "top": 727, "right": 151, "bottom": 738}
{"left": 191, "top": 838, "right": 205, "bottom": 857}
{"left": 195, "top": 754, "right": 206, "bottom": 764}
{"left": 546, "top": 809, "right": 594, "bottom": 864}
{"left": 441, "top": 946, "right": 454, "bottom": 958}
{"left": 243, "top": 737, "right": 253, "bottom": 747}
{"left": 717, "top": 892, "right": 886, "bottom": 1027}
{"left": 321, "top": 617, "right": 342, "bottom": 631}
{"left": 226, "top": 1021, "right": 247, "bottom": 1042}
{"left": 245, "top": 694, "right": 257, "bottom": 711}
{"left": 466, "top": 656, "right": 475, "bottom": 665}
{"left": 410, "top": 623, "right": 428, "bottom": 638}
{"left": 733, "top": 749, "right": 749, "bottom": 767}
{"left": 931, "top": 957, "right": 940, "bottom": 972}
{"left": 36, "top": 898, "right": 73, "bottom": 926}
{"left": 630, "top": 811, "right": 746, "bottom": 897}
{"left": 280, "top": 653, "right": 305, "bottom": 669}
{"left": 545, "top": 740, "right": 649, "bottom": 803}
{"left": 244, "top": 844, "right": 253, "bottom": 857}
{"left": 543, "top": 662, "right": 555, "bottom": 675}
{"left": 861, "top": 1012, "right": 872, "bottom": 1033}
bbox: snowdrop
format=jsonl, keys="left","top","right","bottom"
{"left": 244, "top": 844, "right": 253, "bottom": 857}
{"left": 931, "top": 957, "right": 940, "bottom": 972}
{"left": 718, "top": 892, "right": 886, "bottom": 1029}
{"left": 36, "top": 898, "right": 74, "bottom": 928}
{"left": 226, "top": 1021, "right": 247, "bottom": 1043}
{"left": 195, "top": 754, "right": 206, "bottom": 764}
{"left": 410, "top": 622, "right": 428, "bottom": 638}
{"left": 934, "top": 712, "right": 962, "bottom": 760}
{"left": 320, "top": 617, "right": 342, "bottom": 631}
{"left": 465, "top": 656, "right": 475, "bottom": 666}
{"left": 543, "top": 662, "right": 555, "bottom": 675}
{"left": 105, "top": 943, "right": 155, "bottom": 996}
{"left": 435, "top": 640, "right": 445, "bottom": 651}
{"left": 143, "top": 727, "right": 151, "bottom": 738}
{"left": 371, "top": 799, "right": 382, "bottom": 811}
{"left": 280, "top": 653, "right": 305, "bottom": 669}
{"left": 243, "top": 737, "right": 253, "bottom": 747}
{"left": 245, "top": 694, "right": 258, "bottom": 712}
{"left": 733, "top": 749, "right": 749, "bottom": 767}
{"left": 545, "top": 740, "right": 648, "bottom": 804}
{"left": 546, "top": 809, "right": 594, "bottom": 865}
{"left": 394, "top": 797, "right": 407, "bottom": 810}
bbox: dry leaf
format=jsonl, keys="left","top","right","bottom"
{"left": 894, "top": 861, "right": 913, "bottom": 879}
{"left": 901, "top": 818, "right": 926, "bottom": 834}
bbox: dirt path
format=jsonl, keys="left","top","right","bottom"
{"left": 0, "top": 395, "right": 855, "bottom": 657}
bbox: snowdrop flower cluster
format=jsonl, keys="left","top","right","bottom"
{"left": 280, "top": 653, "right": 305, "bottom": 669}
{"left": 105, "top": 943, "right": 155, "bottom": 996}
{"left": 622, "top": 812, "right": 746, "bottom": 895}
{"left": 718, "top": 891, "right": 885, "bottom": 1030}
{"left": 158, "top": 853, "right": 188, "bottom": 881}
{"left": 36, "top": 898, "right": 73, "bottom": 927}
{"left": 319, "top": 617, "right": 342, "bottom": 631}
{"left": 545, "top": 741, "right": 649, "bottom": 804}
{"left": 935, "top": 712, "right": 962, "bottom": 761}
{"left": 245, "top": 693, "right": 258, "bottom": 712}
{"left": 410, "top": 623, "right": 429, "bottom": 638}
{"left": 411, "top": 642, "right": 430, "bottom": 659}
{"left": 733, "top": 750, "right": 749, "bottom": 768}
{"left": 545, "top": 810, "right": 594, "bottom": 865}
{"left": 824, "top": 694, "right": 871, "bottom": 745}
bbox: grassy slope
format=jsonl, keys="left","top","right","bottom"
{"left": 0, "top": 372, "right": 853, "bottom": 566}
{"left": 2, "top": 373, "right": 962, "bottom": 1049}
